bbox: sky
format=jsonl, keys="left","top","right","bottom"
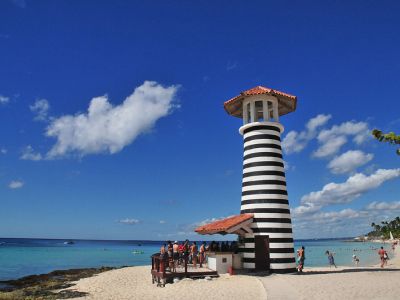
{"left": 1, "top": 0, "right": 400, "bottom": 240}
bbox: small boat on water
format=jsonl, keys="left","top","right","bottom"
{"left": 132, "top": 250, "right": 144, "bottom": 254}
{"left": 64, "top": 241, "right": 75, "bottom": 245}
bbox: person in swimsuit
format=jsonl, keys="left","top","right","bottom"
{"left": 178, "top": 242, "right": 184, "bottom": 266}
{"left": 199, "top": 242, "right": 206, "bottom": 268}
{"left": 352, "top": 254, "right": 360, "bottom": 266}
{"left": 297, "top": 246, "right": 305, "bottom": 272}
{"left": 183, "top": 239, "right": 190, "bottom": 264}
{"left": 384, "top": 250, "right": 389, "bottom": 266}
{"left": 173, "top": 241, "right": 179, "bottom": 267}
{"left": 167, "top": 241, "right": 174, "bottom": 271}
{"left": 191, "top": 241, "right": 198, "bottom": 268}
{"left": 159, "top": 244, "right": 167, "bottom": 273}
{"left": 325, "top": 250, "right": 337, "bottom": 268}
{"left": 378, "top": 246, "right": 385, "bottom": 268}
{"left": 160, "top": 244, "right": 166, "bottom": 257}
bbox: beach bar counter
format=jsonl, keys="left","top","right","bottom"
{"left": 196, "top": 85, "right": 298, "bottom": 274}
{"left": 207, "top": 252, "right": 243, "bottom": 273}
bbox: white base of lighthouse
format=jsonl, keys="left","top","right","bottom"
{"left": 239, "top": 121, "right": 296, "bottom": 273}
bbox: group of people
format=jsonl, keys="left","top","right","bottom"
{"left": 296, "top": 245, "right": 393, "bottom": 272}
{"left": 297, "top": 247, "right": 346, "bottom": 271}
{"left": 159, "top": 240, "right": 238, "bottom": 272}
{"left": 160, "top": 240, "right": 205, "bottom": 271}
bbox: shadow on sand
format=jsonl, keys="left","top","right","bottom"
{"left": 298, "top": 267, "right": 400, "bottom": 275}
{"left": 235, "top": 267, "right": 400, "bottom": 277}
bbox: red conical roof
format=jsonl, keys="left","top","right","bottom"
{"left": 195, "top": 214, "right": 254, "bottom": 235}
{"left": 223, "top": 85, "right": 297, "bottom": 118}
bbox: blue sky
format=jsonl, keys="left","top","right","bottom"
{"left": 1, "top": 0, "right": 399, "bottom": 240}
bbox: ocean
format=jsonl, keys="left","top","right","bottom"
{"left": 0, "top": 238, "right": 389, "bottom": 281}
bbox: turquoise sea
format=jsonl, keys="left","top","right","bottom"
{"left": 0, "top": 238, "right": 389, "bottom": 281}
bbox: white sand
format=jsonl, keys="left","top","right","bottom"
{"left": 260, "top": 246, "right": 400, "bottom": 300}
{"left": 65, "top": 246, "right": 400, "bottom": 300}
{"left": 64, "top": 266, "right": 266, "bottom": 300}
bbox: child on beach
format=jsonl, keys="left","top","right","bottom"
{"left": 297, "top": 246, "right": 305, "bottom": 272}
{"left": 325, "top": 251, "right": 337, "bottom": 268}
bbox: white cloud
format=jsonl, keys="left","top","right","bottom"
{"left": 20, "top": 145, "right": 42, "bottom": 161}
{"left": 297, "top": 208, "right": 368, "bottom": 223}
{"left": 292, "top": 203, "right": 400, "bottom": 239}
{"left": 366, "top": 201, "right": 400, "bottom": 211}
{"left": 30, "top": 99, "right": 50, "bottom": 121}
{"left": 282, "top": 114, "right": 331, "bottom": 154}
{"left": 177, "top": 216, "right": 231, "bottom": 236}
{"left": 0, "top": 95, "right": 9, "bottom": 104}
{"left": 45, "top": 81, "right": 179, "bottom": 158}
{"left": 306, "top": 114, "right": 332, "bottom": 132}
{"left": 8, "top": 180, "right": 24, "bottom": 189}
{"left": 313, "top": 135, "right": 347, "bottom": 158}
{"left": 284, "top": 160, "right": 295, "bottom": 171}
{"left": 292, "top": 207, "right": 373, "bottom": 239}
{"left": 118, "top": 218, "right": 140, "bottom": 225}
{"left": 328, "top": 150, "right": 374, "bottom": 174}
{"left": 313, "top": 121, "right": 370, "bottom": 158}
{"left": 293, "top": 168, "right": 400, "bottom": 217}
{"left": 159, "top": 220, "right": 166, "bottom": 224}
{"left": 0, "top": 148, "right": 7, "bottom": 154}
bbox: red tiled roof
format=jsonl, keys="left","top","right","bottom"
{"left": 223, "top": 85, "right": 297, "bottom": 118}
{"left": 195, "top": 214, "right": 253, "bottom": 235}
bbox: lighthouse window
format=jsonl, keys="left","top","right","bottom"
{"left": 246, "top": 103, "right": 251, "bottom": 123}
{"left": 255, "top": 101, "right": 264, "bottom": 121}
{"left": 268, "top": 101, "right": 276, "bottom": 122}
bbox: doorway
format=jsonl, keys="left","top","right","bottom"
{"left": 254, "top": 235, "right": 270, "bottom": 271}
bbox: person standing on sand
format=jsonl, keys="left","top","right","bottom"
{"left": 325, "top": 250, "right": 337, "bottom": 268}
{"left": 172, "top": 241, "right": 179, "bottom": 271}
{"left": 183, "top": 239, "right": 190, "bottom": 263}
{"left": 384, "top": 250, "right": 389, "bottom": 266}
{"left": 297, "top": 246, "right": 305, "bottom": 272}
{"left": 378, "top": 246, "right": 385, "bottom": 268}
{"left": 199, "top": 242, "right": 206, "bottom": 268}
{"left": 191, "top": 241, "right": 198, "bottom": 268}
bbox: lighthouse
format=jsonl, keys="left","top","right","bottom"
{"left": 195, "top": 85, "right": 297, "bottom": 274}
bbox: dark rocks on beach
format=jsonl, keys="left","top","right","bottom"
{"left": 0, "top": 266, "right": 115, "bottom": 300}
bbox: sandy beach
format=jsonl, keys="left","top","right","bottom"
{"left": 64, "top": 246, "right": 400, "bottom": 300}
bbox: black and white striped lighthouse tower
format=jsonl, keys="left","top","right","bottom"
{"left": 224, "top": 86, "right": 297, "bottom": 273}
